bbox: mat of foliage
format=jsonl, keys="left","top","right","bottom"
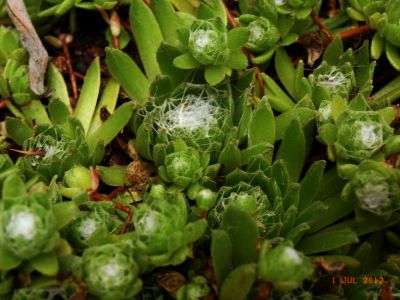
{"left": 0, "top": 0, "right": 399, "bottom": 299}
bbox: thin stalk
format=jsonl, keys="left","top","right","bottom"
{"left": 311, "top": 11, "right": 334, "bottom": 42}
{"left": 339, "top": 24, "right": 372, "bottom": 39}
{"left": 6, "top": 101, "right": 24, "bottom": 119}
{"left": 60, "top": 33, "right": 78, "bottom": 103}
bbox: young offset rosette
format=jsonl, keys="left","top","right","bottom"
{"left": 334, "top": 110, "right": 393, "bottom": 162}
{"left": 17, "top": 118, "right": 90, "bottom": 181}
{"left": 188, "top": 19, "right": 229, "bottom": 65}
{"left": 368, "top": 0, "right": 400, "bottom": 70}
{"left": 158, "top": 141, "right": 208, "bottom": 189}
{"left": 208, "top": 182, "right": 268, "bottom": 230}
{"left": 342, "top": 161, "right": 400, "bottom": 217}
{"left": 82, "top": 243, "right": 142, "bottom": 300}
{"left": 173, "top": 18, "right": 249, "bottom": 85}
{"left": 0, "top": 192, "right": 59, "bottom": 260}
{"left": 309, "top": 62, "right": 356, "bottom": 100}
{"left": 256, "top": 0, "right": 318, "bottom": 19}
{"left": 133, "top": 83, "right": 232, "bottom": 161}
{"left": 65, "top": 203, "right": 122, "bottom": 250}
{"left": 132, "top": 184, "right": 207, "bottom": 269}
{"left": 346, "top": 0, "right": 384, "bottom": 21}
{"left": 259, "top": 242, "right": 314, "bottom": 291}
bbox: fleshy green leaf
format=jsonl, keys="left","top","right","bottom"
{"left": 204, "top": 65, "right": 227, "bottom": 86}
{"left": 46, "top": 64, "right": 72, "bottom": 111}
{"left": 248, "top": 99, "right": 275, "bottom": 146}
{"left": 276, "top": 120, "right": 306, "bottom": 181}
{"left": 0, "top": 247, "right": 22, "bottom": 270}
{"left": 297, "top": 228, "right": 358, "bottom": 255}
{"left": 53, "top": 201, "right": 79, "bottom": 230}
{"left": 106, "top": 47, "right": 149, "bottom": 104}
{"left": 385, "top": 41, "right": 400, "bottom": 71}
{"left": 2, "top": 174, "right": 25, "bottom": 198}
{"left": 96, "top": 165, "right": 128, "bottom": 186}
{"left": 219, "top": 264, "right": 256, "bottom": 300}
{"left": 227, "top": 27, "right": 249, "bottom": 51}
{"left": 74, "top": 57, "right": 101, "bottom": 135}
{"left": 299, "top": 160, "right": 326, "bottom": 211}
{"left": 221, "top": 205, "right": 258, "bottom": 267}
{"left": 275, "top": 108, "right": 315, "bottom": 141}
{"left": 151, "top": 0, "right": 180, "bottom": 46}
{"left": 226, "top": 51, "right": 248, "bottom": 70}
{"left": 173, "top": 53, "right": 201, "bottom": 69}
{"left": 130, "top": 0, "right": 163, "bottom": 80}
{"left": 371, "top": 32, "right": 384, "bottom": 60}
{"left": 323, "top": 38, "right": 343, "bottom": 65}
{"left": 87, "top": 102, "right": 135, "bottom": 152}
{"left": 157, "top": 43, "right": 188, "bottom": 87}
{"left": 30, "top": 251, "right": 59, "bottom": 276}
{"left": 218, "top": 141, "right": 241, "bottom": 174}
{"left": 275, "top": 47, "right": 296, "bottom": 99}
{"left": 88, "top": 79, "right": 120, "bottom": 136}
{"left": 5, "top": 117, "right": 33, "bottom": 145}
{"left": 211, "top": 229, "right": 233, "bottom": 287}
{"left": 48, "top": 100, "right": 71, "bottom": 125}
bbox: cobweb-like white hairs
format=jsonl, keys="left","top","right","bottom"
{"left": 316, "top": 66, "right": 352, "bottom": 94}
{"left": 23, "top": 131, "right": 66, "bottom": 167}
{"left": 144, "top": 85, "right": 229, "bottom": 149}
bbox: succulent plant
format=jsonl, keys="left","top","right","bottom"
{"left": 342, "top": 161, "right": 400, "bottom": 217}
{"left": 334, "top": 110, "right": 393, "bottom": 162}
{"left": 173, "top": 18, "right": 249, "bottom": 85}
{"left": 132, "top": 184, "right": 207, "bottom": 269}
{"left": 1, "top": 0, "right": 400, "bottom": 298}
{"left": 259, "top": 242, "right": 314, "bottom": 291}
{"left": 368, "top": 0, "right": 400, "bottom": 70}
{"left": 81, "top": 242, "right": 142, "bottom": 300}
{"left": 256, "top": 0, "right": 318, "bottom": 19}
{"left": 346, "top": 0, "right": 385, "bottom": 21}
{"left": 65, "top": 202, "right": 123, "bottom": 250}
{"left": 158, "top": 140, "right": 209, "bottom": 189}
{"left": 0, "top": 173, "right": 77, "bottom": 273}
{"left": 133, "top": 83, "right": 232, "bottom": 161}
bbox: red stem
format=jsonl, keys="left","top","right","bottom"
{"left": 339, "top": 24, "right": 372, "bottom": 39}
{"left": 311, "top": 11, "right": 334, "bottom": 42}
{"left": 60, "top": 34, "right": 78, "bottom": 105}
{"left": 0, "top": 99, "right": 9, "bottom": 109}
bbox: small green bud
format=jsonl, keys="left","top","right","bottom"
{"left": 343, "top": 161, "right": 400, "bottom": 216}
{"left": 66, "top": 208, "right": 117, "bottom": 250}
{"left": 259, "top": 243, "right": 313, "bottom": 291}
{"left": 195, "top": 188, "right": 217, "bottom": 210}
{"left": 230, "top": 192, "right": 258, "bottom": 214}
{"left": 313, "top": 64, "right": 355, "bottom": 97}
{"left": 64, "top": 166, "right": 92, "bottom": 190}
{"left": 82, "top": 243, "right": 142, "bottom": 300}
{"left": 0, "top": 194, "right": 59, "bottom": 259}
{"left": 245, "top": 17, "right": 280, "bottom": 52}
{"left": 188, "top": 19, "right": 229, "bottom": 65}
{"left": 335, "top": 110, "right": 393, "bottom": 162}
{"left": 161, "top": 148, "right": 203, "bottom": 188}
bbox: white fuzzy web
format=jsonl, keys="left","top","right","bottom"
{"left": 24, "top": 128, "right": 66, "bottom": 167}
{"left": 316, "top": 66, "right": 352, "bottom": 94}
{"left": 142, "top": 85, "right": 228, "bottom": 148}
